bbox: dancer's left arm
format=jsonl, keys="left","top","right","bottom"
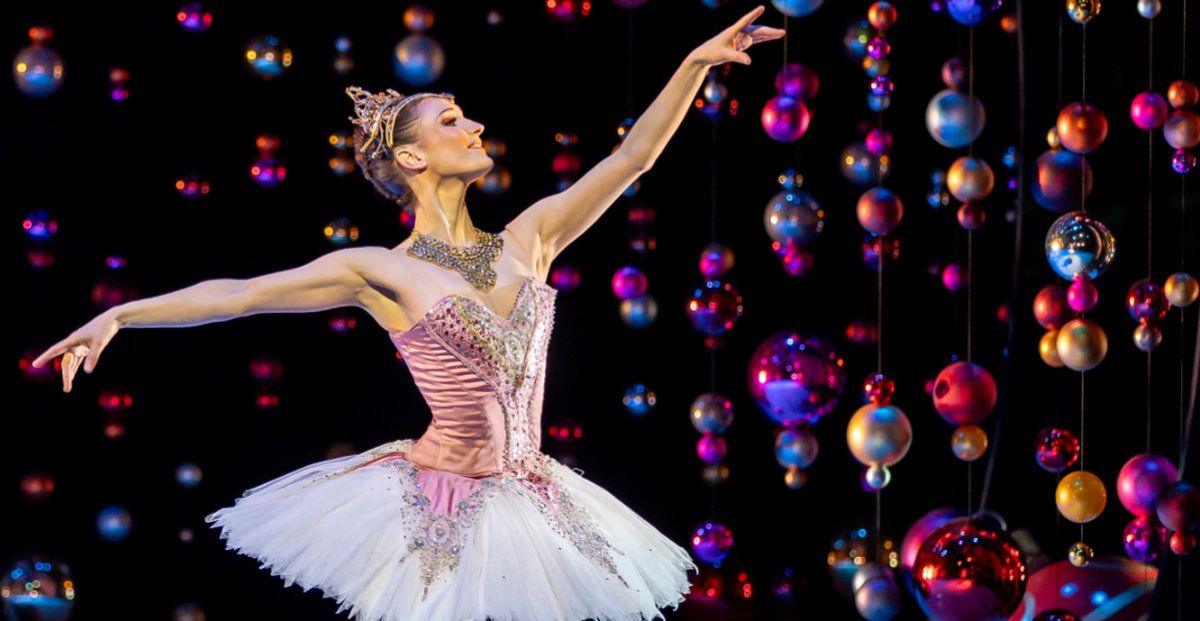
{"left": 506, "top": 5, "right": 782, "bottom": 271}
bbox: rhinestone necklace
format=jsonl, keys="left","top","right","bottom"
{"left": 405, "top": 227, "right": 503, "bottom": 292}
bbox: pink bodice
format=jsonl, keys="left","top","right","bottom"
{"left": 387, "top": 275, "right": 557, "bottom": 478}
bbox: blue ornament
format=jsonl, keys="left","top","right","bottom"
{"left": 392, "top": 33, "right": 445, "bottom": 87}
{"left": 771, "top": 0, "right": 825, "bottom": 17}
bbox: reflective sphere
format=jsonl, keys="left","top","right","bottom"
{"left": 1155, "top": 480, "right": 1200, "bottom": 532}
{"left": 1057, "top": 470, "right": 1108, "bottom": 523}
{"left": 901, "top": 507, "right": 962, "bottom": 571}
{"left": 932, "top": 361, "right": 998, "bottom": 426}
{"left": 762, "top": 95, "right": 812, "bottom": 142}
{"left": 947, "top": 156, "right": 995, "bottom": 201}
{"left": 1039, "top": 329, "right": 1065, "bottom": 367}
{"left": 1056, "top": 102, "right": 1109, "bottom": 153}
{"left": 847, "top": 403, "right": 912, "bottom": 467}
{"left": 1067, "top": 277, "right": 1099, "bottom": 313}
{"left": 1068, "top": 541, "right": 1094, "bottom": 567}
{"left": 1168, "top": 79, "right": 1199, "bottom": 108}
{"left": 1170, "top": 531, "right": 1197, "bottom": 555}
{"left": 686, "top": 280, "right": 744, "bottom": 336}
{"left": 913, "top": 518, "right": 1027, "bottom": 620}
{"left": 1055, "top": 318, "right": 1108, "bottom": 371}
{"left": 697, "top": 432, "right": 727, "bottom": 464}
{"left": 1130, "top": 91, "right": 1169, "bottom": 129}
{"left": 841, "top": 141, "right": 890, "bottom": 186}
{"left": 1066, "top": 0, "right": 1101, "bottom": 24}
{"left": 957, "top": 201, "right": 986, "bottom": 230}
{"left": 14, "top": 27, "right": 66, "bottom": 98}
{"left": 775, "top": 426, "right": 819, "bottom": 469}
{"left": 1035, "top": 427, "right": 1080, "bottom": 472}
{"left": 942, "top": 57, "right": 966, "bottom": 90}
{"left": 1033, "top": 149, "right": 1093, "bottom": 212}
{"left": 854, "top": 564, "right": 902, "bottom": 621}
{"left": 690, "top": 392, "right": 734, "bottom": 434}
{"left": 1126, "top": 278, "right": 1170, "bottom": 323}
{"left": 1138, "top": 0, "right": 1162, "bottom": 18}
{"left": 946, "top": 0, "right": 993, "bottom": 26}
{"left": 856, "top": 187, "right": 904, "bottom": 236}
{"left": 1134, "top": 323, "right": 1163, "bottom": 352}
{"left": 699, "top": 242, "right": 735, "bottom": 278}
{"left": 863, "top": 372, "right": 896, "bottom": 404}
{"left": 1163, "top": 110, "right": 1200, "bottom": 149}
{"left": 868, "top": 2, "right": 898, "bottom": 30}
{"left": 775, "top": 62, "right": 819, "bottom": 101}
{"left": 771, "top": 0, "right": 826, "bottom": 17}
{"left": 952, "top": 424, "right": 988, "bottom": 462}
{"left": 1123, "top": 515, "right": 1168, "bottom": 563}
{"left": 1172, "top": 148, "right": 1197, "bottom": 173}
{"left": 1045, "top": 210, "right": 1117, "bottom": 280}
{"left": 747, "top": 331, "right": 846, "bottom": 426}
{"left": 691, "top": 521, "right": 734, "bottom": 564}
{"left": 391, "top": 33, "right": 444, "bottom": 86}
{"left": 764, "top": 188, "right": 824, "bottom": 246}
{"left": 863, "top": 464, "right": 892, "bottom": 490}
{"left": 926, "top": 89, "right": 986, "bottom": 148}
{"left": 1165, "top": 272, "right": 1199, "bottom": 306}
{"left": 1034, "top": 284, "right": 1075, "bottom": 330}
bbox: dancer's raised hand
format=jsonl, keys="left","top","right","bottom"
{"left": 30, "top": 308, "right": 122, "bottom": 392}
{"left": 688, "top": 5, "right": 785, "bottom": 67}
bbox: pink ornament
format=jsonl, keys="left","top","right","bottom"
{"left": 913, "top": 518, "right": 1027, "bottom": 619}
{"left": 1067, "top": 276, "right": 1098, "bottom": 312}
{"left": 1118, "top": 453, "right": 1180, "bottom": 516}
{"left": 865, "top": 129, "right": 893, "bottom": 155}
{"left": 942, "top": 263, "right": 967, "bottom": 292}
{"left": 775, "top": 63, "right": 819, "bottom": 101}
{"left": 761, "top": 95, "right": 811, "bottom": 142}
{"left": 932, "top": 361, "right": 997, "bottom": 426}
{"left": 1130, "top": 91, "right": 1169, "bottom": 129}
{"left": 611, "top": 265, "right": 647, "bottom": 299}
{"left": 696, "top": 432, "right": 727, "bottom": 464}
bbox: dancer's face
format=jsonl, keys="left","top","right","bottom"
{"left": 396, "top": 97, "right": 491, "bottom": 183}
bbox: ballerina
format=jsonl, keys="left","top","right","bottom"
{"left": 31, "top": 7, "right": 782, "bottom": 621}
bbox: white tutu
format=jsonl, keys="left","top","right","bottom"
{"left": 204, "top": 438, "right": 699, "bottom": 621}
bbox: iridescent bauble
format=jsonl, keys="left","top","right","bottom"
{"left": 847, "top": 403, "right": 912, "bottom": 467}
{"left": 1057, "top": 470, "right": 1108, "bottom": 523}
{"left": 1056, "top": 102, "right": 1109, "bottom": 153}
{"left": 863, "top": 464, "right": 892, "bottom": 490}
{"left": 1123, "top": 515, "right": 1168, "bottom": 563}
{"left": 1130, "top": 91, "right": 1169, "bottom": 129}
{"left": 951, "top": 424, "right": 988, "bottom": 462}
{"left": 747, "top": 330, "right": 846, "bottom": 426}
{"left": 13, "top": 27, "right": 65, "bottom": 97}
{"left": 392, "top": 33, "right": 445, "bottom": 86}
{"left": 901, "top": 507, "right": 962, "bottom": 571}
{"left": 869, "top": 76, "right": 894, "bottom": 97}
{"left": 1032, "top": 149, "right": 1093, "bottom": 212}
{"left": 863, "top": 372, "right": 896, "bottom": 404}
{"left": 1055, "top": 318, "right": 1108, "bottom": 371}
{"left": 691, "top": 522, "right": 733, "bottom": 564}
{"left": 1155, "top": 480, "right": 1200, "bottom": 532}
{"left": 1034, "top": 284, "right": 1075, "bottom": 330}
{"left": 926, "top": 89, "right": 986, "bottom": 148}
{"left": 1134, "top": 323, "right": 1163, "bottom": 352}
{"left": 690, "top": 392, "right": 734, "bottom": 434}
{"left": 1138, "top": 0, "right": 1162, "bottom": 18}
{"left": 762, "top": 95, "right": 811, "bottom": 142}
{"left": 764, "top": 188, "right": 824, "bottom": 245}
{"left": 245, "top": 34, "right": 293, "bottom": 80}
{"left": 1172, "top": 148, "right": 1196, "bottom": 173}
{"left": 1168, "top": 79, "right": 1199, "bottom": 108}
{"left": 867, "top": 37, "right": 892, "bottom": 60}
{"left": 699, "top": 242, "right": 735, "bottom": 278}
{"left": 841, "top": 141, "right": 890, "bottom": 186}
{"left": 775, "top": 62, "right": 819, "bottom": 101}
{"left": 1035, "top": 427, "right": 1080, "bottom": 472}
{"left": 1163, "top": 110, "right": 1200, "bottom": 149}
{"left": 771, "top": 0, "right": 826, "bottom": 17}
{"left": 1165, "top": 272, "right": 1199, "bottom": 306}
{"left": 775, "top": 426, "right": 819, "bottom": 468}
{"left": 697, "top": 432, "right": 727, "bottom": 464}
{"left": 913, "top": 518, "right": 1027, "bottom": 620}
{"left": 856, "top": 187, "right": 904, "bottom": 236}
{"left": 946, "top": 0, "right": 993, "bottom": 26}
{"left": 1069, "top": 541, "right": 1094, "bottom": 567}
{"left": 868, "top": 2, "right": 899, "bottom": 30}
{"left": 932, "top": 361, "right": 998, "bottom": 426}
{"left": 1126, "top": 278, "right": 1170, "bottom": 323}
{"left": 686, "top": 280, "right": 743, "bottom": 336}
{"left": 854, "top": 564, "right": 902, "bottom": 621}
{"left": 947, "top": 156, "right": 995, "bottom": 201}
{"left": 611, "top": 265, "right": 647, "bottom": 299}
{"left": 1045, "top": 210, "right": 1117, "bottom": 280}
{"left": 1066, "top": 0, "right": 1101, "bottom": 24}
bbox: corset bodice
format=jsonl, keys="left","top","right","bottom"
{"left": 387, "top": 275, "right": 557, "bottom": 477}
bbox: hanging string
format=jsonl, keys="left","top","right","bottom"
{"left": 1148, "top": 14, "right": 1155, "bottom": 454}
{"left": 966, "top": 25, "right": 975, "bottom": 364}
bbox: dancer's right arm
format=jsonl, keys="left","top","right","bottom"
{"left": 31, "top": 247, "right": 373, "bottom": 391}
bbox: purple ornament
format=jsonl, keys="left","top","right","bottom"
{"left": 866, "top": 36, "right": 891, "bottom": 59}
{"left": 865, "top": 129, "right": 893, "bottom": 155}
{"left": 696, "top": 432, "right": 728, "bottom": 464}
{"left": 1126, "top": 278, "right": 1170, "bottom": 324}
{"left": 1130, "top": 91, "right": 1169, "bottom": 130}
{"left": 611, "top": 265, "right": 647, "bottom": 299}
{"left": 942, "top": 263, "right": 967, "bottom": 292}
{"left": 869, "top": 75, "right": 894, "bottom": 96}
{"left": 775, "top": 62, "right": 819, "bottom": 101}
{"left": 691, "top": 522, "right": 733, "bottom": 565}
{"left": 1156, "top": 480, "right": 1200, "bottom": 532}
{"left": 1172, "top": 148, "right": 1196, "bottom": 173}
{"left": 747, "top": 330, "right": 846, "bottom": 426}
{"left": 1035, "top": 427, "right": 1079, "bottom": 473}
{"left": 1067, "top": 277, "right": 1098, "bottom": 312}
{"left": 1123, "top": 515, "right": 1168, "bottom": 563}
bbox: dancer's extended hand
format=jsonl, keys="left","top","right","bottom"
{"left": 30, "top": 308, "right": 122, "bottom": 392}
{"left": 688, "top": 5, "right": 785, "bottom": 67}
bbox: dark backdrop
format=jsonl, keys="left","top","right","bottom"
{"left": 7, "top": 1, "right": 1199, "bottom": 619}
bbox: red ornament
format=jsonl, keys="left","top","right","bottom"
{"left": 913, "top": 517, "right": 1027, "bottom": 620}
{"left": 932, "top": 361, "right": 998, "bottom": 425}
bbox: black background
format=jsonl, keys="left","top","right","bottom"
{"left": 7, "top": 0, "right": 1200, "bottom": 619}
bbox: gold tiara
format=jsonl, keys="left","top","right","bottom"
{"left": 345, "top": 86, "right": 455, "bottom": 159}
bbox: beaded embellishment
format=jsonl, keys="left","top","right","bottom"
{"left": 405, "top": 227, "right": 503, "bottom": 292}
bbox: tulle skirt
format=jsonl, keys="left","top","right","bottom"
{"left": 204, "top": 438, "right": 699, "bottom": 621}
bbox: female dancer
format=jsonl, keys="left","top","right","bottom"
{"left": 32, "top": 6, "right": 782, "bottom": 620}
